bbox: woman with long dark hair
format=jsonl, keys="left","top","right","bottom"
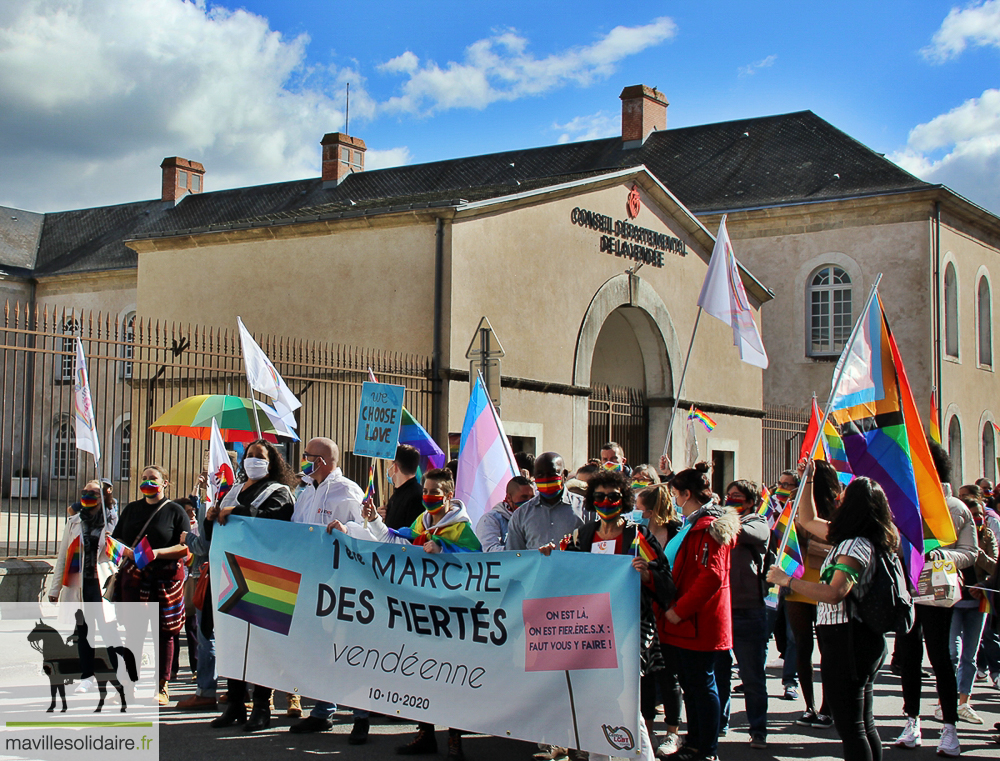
{"left": 767, "top": 466, "right": 898, "bottom": 761}
{"left": 208, "top": 439, "right": 296, "bottom": 732}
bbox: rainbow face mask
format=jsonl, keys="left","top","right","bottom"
{"left": 422, "top": 493, "right": 447, "bottom": 514}
{"left": 80, "top": 490, "right": 101, "bottom": 508}
{"left": 535, "top": 477, "right": 563, "bottom": 499}
{"left": 775, "top": 486, "right": 793, "bottom": 501}
{"left": 139, "top": 480, "right": 161, "bottom": 497}
{"left": 593, "top": 492, "right": 623, "bottom": 520}
{"left": 300, "top": 459, "right": 315, "bottom": 476}
{"left": 602, "top": 461, "right": 623, "bottom": 472}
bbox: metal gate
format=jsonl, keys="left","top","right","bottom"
{"left": 0, "top": 300, "right": 434, "bottom": 556}
{"left": 587, "top": 385, "right": 648, "bottom": 465}
{"left": 761, "top": 402, "right": 810, "bottom": 487}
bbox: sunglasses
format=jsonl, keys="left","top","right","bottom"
{"left": 593, "top": 491, "right": 623, "bottom": 506}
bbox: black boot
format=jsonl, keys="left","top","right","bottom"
{"left": 447, "top": 730, "right": 465, "bottom": 761}
{"left": 244, "top": 705, "right": 270, "bottom": 732}
{"left": 349, "top": 717, "right": 370, "bottom": 745}
{"left": 397, "top": 724, "right": 438, "bottom": 755}
{"left": 210, "top": 702, "right": 247, "bottom": 728}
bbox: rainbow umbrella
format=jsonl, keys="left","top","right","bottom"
{"left": 150, "top": 394, "right": 299, "bottom": 443}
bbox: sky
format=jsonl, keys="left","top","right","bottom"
{"left": 1, "top": 0, "right": 998, "bottom": 215}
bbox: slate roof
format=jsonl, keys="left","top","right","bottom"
{"left": 0, "top": 109, "right": 933, "bottom": 276}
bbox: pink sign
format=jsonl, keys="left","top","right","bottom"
{"left": 522, "top": 593, "right": 617, "bottom": 672}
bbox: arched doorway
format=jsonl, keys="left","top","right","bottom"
{"left": 574, "top": 274, "right": 678, "bottom": 466}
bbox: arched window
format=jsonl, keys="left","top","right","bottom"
{"left": 945, "top": 263, "right": 958, "bottom": 358}
{"left": 121, "top": 312, "right": 136, "bottom": 380}
{"left": 113, "top": 419, "right": 131, "bottom": 481}
{"left": 948, "top": 416, "right": 963, "bottom": 489}
{"left": 52, "top": 419, "right": 77, "bottom": 479}
{"left": 60, "top": 319, "right": 79, "bottom": 381}
{"left": 978, "top": 276, "right": 992, "bottom": 367}
{"left": 983, "top": 422, "right": 996, "bottom": 483}
{"left": 808, "top": 266, "right": 852, "bottom": 356}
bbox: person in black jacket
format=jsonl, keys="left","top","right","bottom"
{"left": 543, "top": 470, "right": 674, "bottom": 761}
{"left": 207, "top": 439, "right": 296, "bottom": 732}
{"left": 381, "top": 444, "right": 424, "bottom": 530}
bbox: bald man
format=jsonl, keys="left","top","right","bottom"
{"left": 291, "top": 437, "right": 365, "bottom": 526}
{"left": 505, "top": 452, "right": 592, "bottom": 551}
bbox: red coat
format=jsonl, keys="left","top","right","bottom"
{"left": 658, "top": 506, "right": 740, "bottom": 652}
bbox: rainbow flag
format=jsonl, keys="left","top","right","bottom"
{"left": 133, "top": 537, "right": 155, "bottom": 570}
{"left": 218, "top": 552, "right": 302, "bottom": 636}
{"left": 772, "top": 500, "right": 805, "bottom": 579}
{"left": 632, "top": 531, "right": 657, "bottom": 562}
{"left": 687, "top": 408, "right": 717, "bottom": 433}
{"left": 61, "top": 535, "right": 81, "bottom": 587}
{"left": 800, "top": 397, "right": 822, "bottom": 461}
{"left": 103, "top": 535, "right": 129, "bottom": 565}
{"left": 831, "top": 291, "right": 956, "bottom": 585}
{"left": 929, "top": 389, "right": 941, "bottom": 444}
{"left": 970, "top": 586, "right": 996, "bottom": 615}
{"left": 821, "top": 419, "right": 854, "bottom": 486}
{"left": 363, "top": 462, "right": 377, "bottom": 504}
{"left": 399, "top": 408, "right": 446, "bottom": 477}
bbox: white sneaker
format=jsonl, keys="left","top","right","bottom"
{"left": 934, "top": 705, "right": 944, "bottom": 722}
{"left": 74, "top": 677, "right": 95, "bottom": 694}
{"left": 937, "top": 723, "right": 960, "bottom": 757}
{"left": 654, "top": 732, "right": 680, "bottom": 758}
{"left": 895, "top": 716, "right": 921, "bottom": 749}
{"left": 766, "top": 657, "right": 784, "bottom": 669}
{"left": 956, "top": 703, "right": 983, "bottom": 725}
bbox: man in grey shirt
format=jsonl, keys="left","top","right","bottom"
{"left": 506, "top": 452, "right": 592, "bottom": 551}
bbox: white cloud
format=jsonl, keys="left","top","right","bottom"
{"left": 890, "top": 89, "right": 1000, "bottom": 214}
{"left": 379, "top": 17, "right": 677, "bottom": 116}
{"left": 922, "top": 0, "right": 1000, "bottom": 61}
{"left": 365, "top": 146, "right": 413, "bottom": 170}
{"left": 552, "top": 111, "right": 619, "bottom": 144}
{"left": 738, "top": 54, "right": 777, "bottom": 77}
{"left": 0, "top": 0, "right": 358, "bottom": 211}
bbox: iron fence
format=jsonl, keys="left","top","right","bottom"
{"left": 0, "top": 301, "right": 434, "bottom": 557}
{"left": 587, "top": 385, "right": 648, "bottom": 465}
{"left": 761, "top": 402, "right": 810, "bottom": 488}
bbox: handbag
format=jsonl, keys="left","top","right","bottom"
{"left": 192, "top": 562, "right": 210, "bottom": 609}
{"left": 104, "top": 500, "right": 173, "bottom": 601}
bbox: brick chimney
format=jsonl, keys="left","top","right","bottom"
{"left": 321, "top": 132, "right": 366, "bottom": 188}
{"left": 620, "top": 85, "right": 668, "bottom": 149}
{"left": 161, "top": 157, "right": 205, "bottom": 204}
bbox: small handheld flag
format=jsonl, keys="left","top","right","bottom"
{"left": 133, "top": 537, "right": 155, "bottom": 570}
{"left": 103, "top": 535, "right": 129, "bottom": 565}
{"left": 632, "top": 531, "right": 656, "bottom": 562}
{"left": 687, "top": 408, "right": 717, "bottom": 433}
{"left": 61, "top": 535, "right": 81, "bottom": 587}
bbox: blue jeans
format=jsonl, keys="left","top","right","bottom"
{"left": 977, "top": 624, "right": 1000, "bottom": 677}
{"left": 731, "top": 607, "right": 769, "bottom": 736}
{"left": 195, "top": 608, "right": 217, "bottom": 697}
{"left": 310, "top": 702, "right": 369, "bottom": 721}
{"left": 675, "top": 648, "right": 721, "bottom": 756}
{"left": 949, "top": 605, "right": 987, "bottom": 695}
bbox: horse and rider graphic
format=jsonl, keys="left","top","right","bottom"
{"left": 27, "top": 611, "right": 138, "bottom": 713}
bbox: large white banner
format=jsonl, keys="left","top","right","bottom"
{"left": 211, "top": 517, "right": 641, "bottom": 756}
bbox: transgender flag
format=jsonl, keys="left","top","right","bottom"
{"left": 454, "top": 374, "right": 518, "bottom": 527}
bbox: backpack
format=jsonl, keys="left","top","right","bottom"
{"left": 850, "top": 548, "right": 914, "bottom": 636}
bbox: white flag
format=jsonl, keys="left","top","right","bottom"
{"left": 697, "top": 216, "right": 769, "bottom": 369}
{"left": 237, "top": 316, "right": 300, "bottom": 427}
{"left": 208, "top": 418, "right": 234, "bottom": 506}
{"left": 73, "top": 338, "right": 100, "bottom": 464}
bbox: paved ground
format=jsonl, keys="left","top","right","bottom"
{"left": 158, "top": 635, "right": 1000, "bottom": 761}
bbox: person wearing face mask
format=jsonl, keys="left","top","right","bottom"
{"left": 291, "top": 437, "right": 365, "bottom": 526}
{"left": 111, "top": 465, "right": 190, "bottom": 706}
{"left": 713, "top": 479, "right": 772, "bottom": 750}
{"left": 658, "top": 462, "right": 740, "bottom": 761}
{"left": 331, "top": 469, "right": 480, "bottom": 759}
{"left": 206, "top": 440, "right": 296, "bottom": 731}
{"left": 382, "top": 444, "right": 425, "bottom": 530}
{"left": 48, "top": 479, "right": 119, "bottom": 694}
{"left": 476, "top": 475, "right": 535, "bottom": 552}
{"left": 548, "top": 470, "right": 674, "bottom": 761}
{"left": 600, "top": 441, "right": 632, "bottom": 479}
{"left": 506, "top": 452, "right": 593, "bottom": 552}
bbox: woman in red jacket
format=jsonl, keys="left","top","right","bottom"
{"left": 660, "top": 463, "right": 740, "bottom": 761}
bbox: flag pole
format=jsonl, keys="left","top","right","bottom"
{"left": 662, "top": 307, "right": 703, "bottom": 458}
{"left": 774, "top": 274, "right": 883, "bottom": 562}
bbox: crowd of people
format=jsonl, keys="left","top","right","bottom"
{"left": 46, "top": 436, "right": 1000, "bottom": 761}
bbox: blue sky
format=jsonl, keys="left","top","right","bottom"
{"left": 1, "top": 0, "right": 998, "bottom": 214}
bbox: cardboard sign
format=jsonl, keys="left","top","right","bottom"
{"left": 354, "top": 381, "right": 405, "bottom": 459}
